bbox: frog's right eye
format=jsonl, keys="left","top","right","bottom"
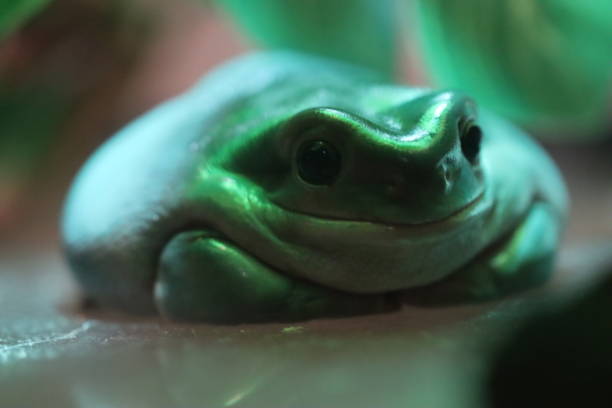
{"left": 296, "top": 139, "right": 342, "bottom": 186}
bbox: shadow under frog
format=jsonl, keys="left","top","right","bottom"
{"left": 62, "top": 52, "right": 568, "bottom": 323}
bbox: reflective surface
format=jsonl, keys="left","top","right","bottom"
{"left": 0, "top": 250, "right": 525, "bottom": 408}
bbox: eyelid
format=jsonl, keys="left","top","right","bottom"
{"left": 275, "top": 107, "right": 358, "bottom": 160}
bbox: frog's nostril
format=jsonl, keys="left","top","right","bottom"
{"left": 459, "top": 119, "right": 482, "bottom": 164}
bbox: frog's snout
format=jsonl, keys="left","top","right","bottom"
{"left": 364, "top": 90, "right": 483, "bottom": 201}
{"left": 383, "top": 90, "right": 482, "bottom": 166}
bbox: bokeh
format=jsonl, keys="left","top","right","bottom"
{"left": 1, "top": 1, "right": 611, "bottom": 407}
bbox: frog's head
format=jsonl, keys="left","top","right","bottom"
{"left": 216, "top": 89, "right": 484, "bottom": 227}
{"left": 194, "top": 77, "right": 489, "bottom": 292}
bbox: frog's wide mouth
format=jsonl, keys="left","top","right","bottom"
{"left": 272, "top": 190, "right": 488, "bottom": 232}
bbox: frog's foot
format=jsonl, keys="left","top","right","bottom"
{"left": 402, "top": 202, "right": 562, "bottom": 304}
{"left": 154, "top": 230, "right": 397, "bottom": 323}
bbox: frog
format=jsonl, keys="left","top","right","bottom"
{"left": 62, "top": 52, "right": 568, "bottom": 323}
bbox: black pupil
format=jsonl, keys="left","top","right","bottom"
{"left": 297, "top": 140, "right": 341, "bottom": 185}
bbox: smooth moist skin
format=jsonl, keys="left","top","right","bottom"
{"left": 62, "top": 52, "right": 568, "bottom": 323}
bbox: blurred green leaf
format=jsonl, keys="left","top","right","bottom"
{"left": 0, "top": 0, "right": 51, "bottom": 39}
{"left": 214, "top": 0, "right": 396, "bottom": 78}
{"left": 0, "top": 83, "right": 70, "bottom": 175}
{"left": 414, "top": 0, "right": 612, "bottom": 133}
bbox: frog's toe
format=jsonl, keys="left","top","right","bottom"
{"left": 154, "top": 230, "right": 396, "bottom": 323}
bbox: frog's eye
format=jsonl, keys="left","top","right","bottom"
{"left": 296, "top": 139, "right": 342, "bottom": 185}
{"left": 459, "top": 119, "right": 482, "bottom": 164}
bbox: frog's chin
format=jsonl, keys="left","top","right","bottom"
{"left": 257, "top": 191, "right": 494, "bottom": 293}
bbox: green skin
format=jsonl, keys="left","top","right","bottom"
{"left": 62, "top": 52, "right": 568, "bottom": 323}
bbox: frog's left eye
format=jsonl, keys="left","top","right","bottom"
{"left": 296, "top": 140, "right": 342, "bottom": 185}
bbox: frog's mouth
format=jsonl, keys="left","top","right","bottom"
{"left": 272, "top": 189, "right": 488, "bottom": 231}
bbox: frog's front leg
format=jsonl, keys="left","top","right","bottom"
{"left": 404, "top": 202, "right": 563, "bottom": 304}
{"left": 154, "top": 230, "right": 395, "bottom": 323}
